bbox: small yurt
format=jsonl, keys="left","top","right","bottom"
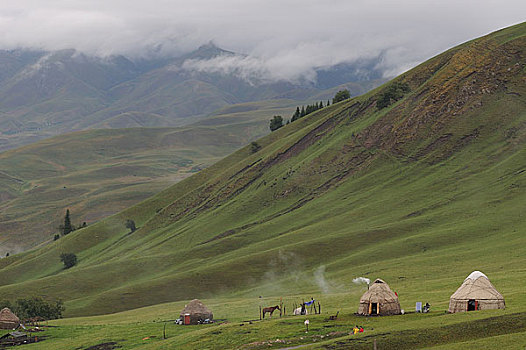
{"left": 179, "top": 299, "right": 213, "bottom": 325}
{"left": 0, "top": 308, "right": 20, "bottom": 329}
{"left": 357, "top": 279, "right": 401, "bottom": 316}
{"left": 448, "top": 271, "right": 505, "bottom": 313}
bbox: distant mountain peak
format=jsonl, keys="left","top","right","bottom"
{"left": 197, "top": 41, "right": 220, "bottom": 50}
{"left": 185, "top": 42, "right": 236, "bottom": 60}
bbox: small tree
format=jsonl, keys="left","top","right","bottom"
{"left": 376, "top": 81, "right": 410, "bottom": 109}
{"left": 63, "top": 209, "right": 72, "bottom": 235}
{"left": 60, "top": 253, "right": 77, "bottom": 269}
{"left": 269, "top": 115, "right": 284, "bottom": 131}
{"left": 53, "top": 234, "right": 60, "bottom": 241}
{"left": 250, "top": 141, "right": 262, "bottom": 153}
{"left": 125, "top": 219, "right": 136, "bottom": 233}
{"left": 332, "top": 89, "right": 351, "bottom": 104}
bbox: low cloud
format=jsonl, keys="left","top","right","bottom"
{"left": 182, "top": 55, "right": 274, "bottom": 84}
{"left": 182, "top": 53, "right": 322, "bottom": 84}
{"left": 0, "top": 0, "right": 524, "bottom": 81}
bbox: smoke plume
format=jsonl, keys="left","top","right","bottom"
{"left": 352, "top": 277, "right": 371, "bottom": 285}
{"left": 314, "top": 265, "right": 331, "bottom": 294}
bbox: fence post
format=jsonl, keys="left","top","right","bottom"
{"left": 259, "top": 306, "right": 262, "bottom": 320}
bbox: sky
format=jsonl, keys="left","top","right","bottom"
{"left": 0, "top": 0, "right": 524, "bottom": 81}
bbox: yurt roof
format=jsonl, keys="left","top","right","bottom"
{"left": 359, "top": 279, "right": 398, "bottom": 303}
{"left": 0, "top": 308, "right": 20, "bottom": 323}
{"left": 450, "top": 271, "right": 504, "bottom": 300}
{"left": 465, "top": 271, "right": 487, "bottom": 281}
{"left": 180, "top": 299, "right": 212, "bottom": 315}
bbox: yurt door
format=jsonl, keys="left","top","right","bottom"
{"left": 184, "top": 314, "right": 191, "bottom": 325}
{"left": 371, "top": 303, "right": 378, "bottom": 314}
{"left": 467, "top": 299, "right": 476, "bottom": 311}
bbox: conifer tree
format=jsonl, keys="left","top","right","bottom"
{"left": 300, "top": 106, "right": 306, "bottom": 117}
{"left": 63, "top": 209, "right": 72, "bottom": 235}
{"left": 291, "top": 107, "right": 301, "bottom": 122}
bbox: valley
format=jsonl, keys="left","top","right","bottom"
{"left": 0, "top": 13, "right": 524, "bottom": 350}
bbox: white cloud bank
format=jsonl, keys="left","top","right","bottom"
{"left": 0, "top": 0, "right": 524, "bottom": 80}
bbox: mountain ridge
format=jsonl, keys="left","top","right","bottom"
{"left": 0, "top": 44, "right": 385, "bottom": 151}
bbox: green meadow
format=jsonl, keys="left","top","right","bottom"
{"left": 0, "top": 22, "right": 525, "bottom": 349}
{"left": 0, "top": 98, "right": 301, "bottom": 253}
{"left": 21, "top": 294, "right": 526, "bottom": 349}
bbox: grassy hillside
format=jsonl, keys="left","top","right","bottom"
{"left": 0, "top": 118, "right": 269, "bottom": 254}
{"left": 0, "top": 21, "right": 525, "bottom": 341}
{"left": 0, "top": 94, "right": 323, "bottom": 253}
{"left": 0, "top": 96, "right": 364, "bottom": 253}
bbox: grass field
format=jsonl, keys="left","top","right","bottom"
{"left": 0, "top": 22, "right": 525, "bottom": 349}
{"left": 19, "top": 293, "right": 526, "bottom": 349}
{"left": 0, "top": 98, "right": 303, "bottom": 254}
{"left": 0, "top": 126, "right": 243, "bottom": 254}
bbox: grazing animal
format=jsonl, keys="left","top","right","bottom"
{"left": 293, "top": 307, "right": 308, "bottom": 315}
{"left": 262, "top": 305, "right": 280, "bottom": 318}
{"left": 328, "top": 311, "right": 339, "bottom": 320}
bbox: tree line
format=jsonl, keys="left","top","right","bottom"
{"left": 0, "top": 297, "right": 65, "bottom": 320}
{"left": 291, "top": 100, "right": 328, "bottom": 122}
{"left": 269, "top": 89, "right": 350, "bottom": 132}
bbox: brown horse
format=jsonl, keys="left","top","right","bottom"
{"left": 262, "top": 305, "right": 280, "bottom": 318}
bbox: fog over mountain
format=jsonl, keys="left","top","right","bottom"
{"left": 1, "top": 0, "right": 524, "bottom": 81}
{"left": 0, "top": 43, "right": 387, "bottom": 151}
